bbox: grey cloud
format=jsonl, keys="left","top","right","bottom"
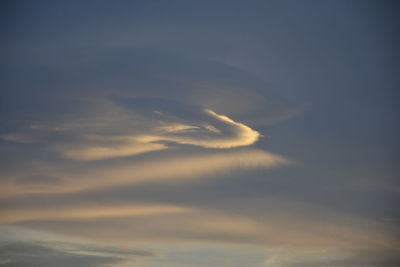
{"left": 0, "top": 226, "right": 156, "bottom": 267}
{"left": 68, "top": 245, "right": 154, "bottom": 257}
{"left": 268, "top": 253, "right": 400, "bottom": 267}
{"left": 16, "top": 176, "right": 62, "bottom": 185}
{"left": 0, "top": 242, "right": 125, "bottom": 267}
{"left": 1, "top": 47, "right": 297, "bottom": 128}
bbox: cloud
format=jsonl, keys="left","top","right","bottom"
{"left": 263, "top": 249, "right": 400, "bottom": 267}
{"left": 58, "top": 107, "right": 261, "bottom": 161}
{"left": 1, "top": 97, "right": 262, "bottom": 161}
{"left": 0, "top": 242, "right": 124, "bottom": 267}
{"left": 0, "top": 148, "right": 290, "bottom": 197}
{"left": 0, "top": 203, "right": 190, "bottom": 224}
{"left": 13, "top": 202, "right": 400, "bottom": 263}
{"left": 0, "top": 227, "right": 155, "bottom": 267}
{"left": 0, "top": 134, "right": 34, "bottom": 144}
{"left": 12, "top": 209, "right": 267, "bottom": 245}
{"left": 1, "top": 191, "right": 399, "bottom": 267}
{"left": 9, "top": 199, "right": 399, "bottom": 267}
{"left": 135, "top": 109, "right": 260, "bottom": 149}
{"left": 59, "top": 141, "right": 167, "bottom": 161}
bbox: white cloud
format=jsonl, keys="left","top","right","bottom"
{"left": 135, "top": 109, "right": 260, "bottom": 149}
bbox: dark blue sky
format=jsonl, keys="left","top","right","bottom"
{"left": 1, "top": 1, "right": 399, "bottom": 266}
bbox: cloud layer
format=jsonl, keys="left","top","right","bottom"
{"left": 1, "top": 96, "right": 263, "bottom": 162}
{"left": 1, "top": 148, "right": 290, "bottom": 198}
{"left": 0, "top": 226, "right": 155, "bottom": 267}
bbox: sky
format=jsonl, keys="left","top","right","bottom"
{"left": 0, "top": 1, "right": 399, "bottom": 266}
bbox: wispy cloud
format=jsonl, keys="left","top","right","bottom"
{"left": 8, "top": 200, "right": 399, "bottom": 263}
{"left": 58, "top": 108, "right": 260, "bottom": 161}
{"left": 0, "top": 226, "right": 155, "bottom": 267}
{"left": 0, "top": 203, "right": 190, "bottom": 224}
{"left": 1, "top": 97, "right": 263, "bottom": 162}
{"left": 0, "top": 148, "right": 290, "bottom": 197}
{"left": 59, "top": 140, "right": 167, "bottom": 161}
{"left": 8, "top": 199, "right": 398, "bottom": 267}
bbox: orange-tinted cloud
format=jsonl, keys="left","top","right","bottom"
{"left": 0, "top": 148, "right": 290, "bottom": 197}
{"left": 0, "top": 203, "right": 190, "bottom": 224}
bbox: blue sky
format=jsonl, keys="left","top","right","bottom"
{"left": 0, "top": 1, "right": 399, "bottom": 266}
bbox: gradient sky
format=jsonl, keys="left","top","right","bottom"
{"left": 1, "top": 1, "right": 399, "bottom": 266}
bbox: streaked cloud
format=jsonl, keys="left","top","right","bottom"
{"left": 0, "top": 204, "right": 190, "bottom": 224}
{"left": 5, "top": 198, "right": 398, "bottom": 253}
{"left": 59, "top": 141, "right": 167, "bottom": 161}
{"left": 0, "top": 226, "right": 155, "bottom": 267}
{"left": 0, "top": 148, "right": 290, "bottom": 197}
{"left": 8, "top": 200, "right": 399, "bottom": 266}
{"left": 0, "top": 243, "right": 124, "bottom": 267}
{"left": 263, "top": 250, "right": 400, "bottom": 267}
